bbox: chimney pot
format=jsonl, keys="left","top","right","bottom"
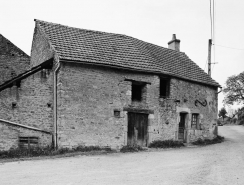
{"left": 168, "top": 34, "right": 180, "bottom": 51}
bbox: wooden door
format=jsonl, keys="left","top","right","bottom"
{"left": 178, "top": 113, "right": 186, "bottom": 141}
{"left": 127, "top": 112, "right": 148, "bottom": 147}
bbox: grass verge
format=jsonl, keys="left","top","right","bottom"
{"left": 0, "top": 145, "right": 113, "bottom": 159}
{"left": 192, "top": 135, "right": 224, "bottom": 146}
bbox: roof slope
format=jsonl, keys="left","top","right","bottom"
{"left": 0, "top": 34, "right": 29, "bottom": 57}
{"left": 35, "top": 19, "right": 220, "bottom": 87}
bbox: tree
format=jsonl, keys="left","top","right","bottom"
{"left": 223, "top": 71, "right": 244, "bottom": 105}
{"left": 218, "top": 107, "right": 227, "bottom": 121}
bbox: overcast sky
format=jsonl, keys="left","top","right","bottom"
{"left": 1, "top": 0, "right": 244, "bottom": 111}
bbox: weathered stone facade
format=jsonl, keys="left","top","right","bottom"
{"left": 0, "top": 69, "right": 53, "bottom": 129}
{"left": 56, "top": 62, "right": 218, "bottom": 149}
{"left": 0, "top": 68, "right": 54, "bottom": 150}
{"left": 0, "top": 59, "right": 218, "bottom": 150}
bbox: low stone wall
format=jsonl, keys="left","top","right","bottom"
{"left": 0, "top": 119, "right": 52, "bottom": 151}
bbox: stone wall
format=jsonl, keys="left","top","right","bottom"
{"left": 30, "top": 23, "right": 55, "bottom": 68}
{"left": 56, "top": 62, "right": 218, "bottom": 149}
{"left": 0, "top": 120, "right": 52, "bottom": 151}
{"left": 160, "top": 78, "right": 218, "bottom": 142}
{"left": 0, "top": 68, "right": 54, "bottom": 150}
{"left": 0, "top": 35, "right": 30, "bottom": 84}
{"left": 0, "top": 69, "right": 54, "bottom": 130}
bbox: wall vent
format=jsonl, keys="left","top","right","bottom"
{"left": 19, "top": 136, "right": 39, "bottom": 149}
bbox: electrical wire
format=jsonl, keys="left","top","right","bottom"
{"left": 213, "top": 44, "right": 244, "bottom": 51}
{"left": 204, "top": 56, "right": 208, "bottom": 72}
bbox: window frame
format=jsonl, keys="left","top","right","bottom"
{"left": 191, "top": 113, "right": 199, "bottom": 129}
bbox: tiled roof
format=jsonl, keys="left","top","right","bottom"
{"left": 0, "top": 34, "right": 29, "bottom": 57}
{"left": 35, "top": 19, "right": 220, "bottom": 87}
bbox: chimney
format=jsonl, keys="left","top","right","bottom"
{"left": 168, "top": 34, "right": 180, "bottom": 51}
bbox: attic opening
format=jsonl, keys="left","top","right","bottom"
{"left": 132, "top": 82, "right": 145, "bottom": 102}
{"left": 160, "top": 78, "right": 170, "bottom": 98}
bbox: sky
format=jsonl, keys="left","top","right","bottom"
{"left": 1, "top": 0, "right": 244, "bottom": 112}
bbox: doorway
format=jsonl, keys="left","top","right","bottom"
{"left": 127, "top": 112, "right": 148, "bottom": 147}
{"left": 178, "top": 113, "right": 187, "bottom": 142}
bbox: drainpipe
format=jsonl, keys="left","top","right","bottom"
{"left": 53, "top": 61, "right": 60, "bottom": 149}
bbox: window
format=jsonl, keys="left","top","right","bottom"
{"left": 114, "top": 110, "right": 120, "bottom": 118}
{"left": 160, "top": 78, "right": 170, "bottom": 98}
{"left": 191, "top": 114, "right": 199, "bottom": 129}
{"left": 19, "top": 137, "right": 39, "bottom": 149}
{"left": 132, "top": 83, "right": 144, "bottom": 101}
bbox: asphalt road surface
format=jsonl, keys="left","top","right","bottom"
{"left": 1, "top": 125, "right": 244, "bottom": 185}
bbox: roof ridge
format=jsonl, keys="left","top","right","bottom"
{"left": 34, "top": 19, "right": 129, "bottom": 38}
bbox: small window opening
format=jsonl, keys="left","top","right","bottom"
{"left": 114, "top": 110, "right": 120, "bottom": 118}
{"left": 12, "top": 102, "right": 17, "bottom": 108}
{"left": 19, "top": 136, "right": 39, "bottom": 149}
{"left": 160, "top": 78, "right": 170, "bottom": 98}
{"left": 132, "top": 83, "right": 143, "bottom": 101}
{"left": 191, "top": 114, "right": 199, "bottom": 129}
{"left": 16, "top": 81, "right": 21, "bottom": 88}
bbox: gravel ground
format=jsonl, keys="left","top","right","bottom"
{"left": 1, "top": 125, "right": 244, "bottom": 185}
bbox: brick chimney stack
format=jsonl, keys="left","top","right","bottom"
{"left": 168, "top": 34, "right": 180, "bottom": 51}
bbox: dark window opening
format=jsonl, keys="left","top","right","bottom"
{"left": 16, "top": 81, "right": 21, "bottom": 88}
{"left": 160, "top": 78, "right": 170, "bottom": 98}
{"left": 12, "top": 102, "right": 17, "bottom": 108}
{"left": 132, "top": 83, "right": 143, "bottom": 101}
{"left": 191, "top": 114, "right": 199, "bottom": 129}
{"left": 114, "top": 110, "right": 120, "bottom": 118}
{"left": 47, "top": 103, "right": 52, "bottom": 108}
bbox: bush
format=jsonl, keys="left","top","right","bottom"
{"left": 148, "top": 139, "right": 184, "bottom": 148}
{"left": 120, "top": 145, "right": 144, "bottom": 153}
{"left": 192, "top": 135, "right": 224, "bottom": 145}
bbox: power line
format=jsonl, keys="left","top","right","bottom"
{"left": 204, "top": 56, "right": 208, "bottom": 72}
{"left": 213, "top": 44, "right": 244, "bottom": 51}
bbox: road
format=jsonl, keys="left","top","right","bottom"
{"left": 1, "top": 126, "right": 244, "bottom": 185}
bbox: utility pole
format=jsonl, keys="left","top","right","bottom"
{"left": 208, "top": 39, "right": 212, "bottom": 76}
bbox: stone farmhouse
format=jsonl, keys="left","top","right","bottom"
{"left": 0, "top": 20, "right": 220, "bottom": 150}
